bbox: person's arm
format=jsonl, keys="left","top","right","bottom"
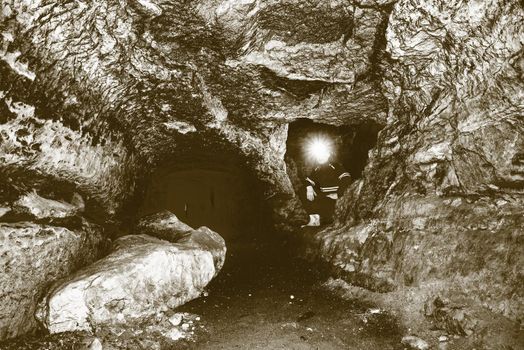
{"left": 335, "top": 163, "right": 351, "bottom": 195}
{"left": 305, "top": 172, "right": 318, "bottom": 201}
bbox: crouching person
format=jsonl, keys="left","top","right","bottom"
{"left": 303, "top": 153, "right": 351, "bottom": 227}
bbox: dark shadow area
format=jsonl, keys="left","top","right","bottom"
{"left": 259, "top": 67, "right": 330, "bottom": 99}
{"left": 285, "top": 118, "right": 381, "bottom": 207}
{"left": 138, "top": 170, "right": 265, "bottom": 241}
{"left": 175, "top": 234, "right": 403, "bottom": 350}
{"left": 137, "top": 148, "right": 273, "bottom": 243}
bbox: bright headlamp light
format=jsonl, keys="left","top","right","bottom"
{"left": 305, "top": 135, "right": 332, "bottom": 164}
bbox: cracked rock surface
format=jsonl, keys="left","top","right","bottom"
{"left": 0, "top": 220, "right": 103, "bottom": 339}
{"left": 0, "top": 0, "right": 522, "bottom": 345}
{"left": 36, "top": 223, "right": 225, "bottom": 334}
{"left": 311, "top": 0, "right": 524, "bottom": 340}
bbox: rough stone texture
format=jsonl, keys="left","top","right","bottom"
{"left": 208, "top": 0, "right": 382, "bottom": 83}
{"left": 1, "top": 0, "right": 390, "bottom": 229}
{"left": 424, "top": 296, "right": 478, "bottom": 336}
{"left": 1, "top": 0, "right": 522, "bottom": 343}
{"left": 401, "top": 336, "right": 429, "bottom": 350}
{"left": 136, "top": 210, "right": 227, "bottom": 270}
{"left": 12, "top": 191, "right": 84, "bottom": 219}
{"left": 379, "top": 0, "right": 523, "bottom": 201}
{"left": 325, "top": 277, "right": 524, "bottom": 350}
{"left": 36, "top": 232, "right": 224, "bottom": 334}
{"left": 0, "top": 312, "right": 202, "bottom": 350}
{"left": 0, "top": 76, "right": 135, "bottom": 217}
{"left": 135, "top": 210, "right": 194, "bottom": 241}
{"left": 312, "top": 0, "right": 524, "bottom": 329}
{"left": 0, "top": 220, "right": 104, "bottom": 339}
{"left": 177, "top": 226, "right": 227, "bottom": 271}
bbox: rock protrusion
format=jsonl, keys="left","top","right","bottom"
{"left": 136, "top": 211, "right": 226, "bottom": 270}
{"left": 0, "top": 221, "right": 104, "bottom": 339}
{"left": 135, "top": 210, "right": 194, "bottom": 242}
{"left": 36, "top": 214, "right": 226, "bottom": 334}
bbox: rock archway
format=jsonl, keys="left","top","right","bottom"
{"left": 1, "top": 0, "right": 523, "bottom": 348}
{"left": 135, "top": 141, "right": 273, "bottom": 242}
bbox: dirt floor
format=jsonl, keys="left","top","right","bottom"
{"left": 5, "top": 228, "right": 521, "bottom": 350}
{"left": 172, "top": 233, "right": 404, "bottom": 350}
{"left": 0, "top": 231, "right": 407, "bottom": 350}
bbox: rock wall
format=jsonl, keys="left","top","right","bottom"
{"left": 1, "top": 0, "right": 391, "bottom": 226}
{"left": 1, "top": 0, "right": 522, "bottom": 342}
{"left": 0, "top": 28, "right": 135, "bottom": 217}
{"left": 1, "top": 35, "right": 125, "bottom": 337}
{"left": 0, "top": 220, "right": 103, "bottom": 339}
{"left": 313, "top": 0, "right": 524, "bottom": 325}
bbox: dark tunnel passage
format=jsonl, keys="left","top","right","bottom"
{"left": 135, "top": 118, "right": 383, "bottom": 240}
{"left": 132, "top": 136, "right": 402, "bottom": 350}
{"left": 137, "top": 150, "right": 273, "bottom": 243}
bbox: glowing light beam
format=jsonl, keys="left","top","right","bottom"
{"left": 306, "top": 135, "right": 332, "bottom": 164}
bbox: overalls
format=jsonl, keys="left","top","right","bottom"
{"left": 305, "top": 162, "right": 351, "bottom": 223}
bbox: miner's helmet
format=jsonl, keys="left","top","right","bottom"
{"left": 306, "top": 135, "right": 332, "bottom": 164}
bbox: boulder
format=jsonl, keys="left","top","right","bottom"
{"left": 0, "top": 221, "right": 104, "bottom": 339}
{"left": 36, "top": 227, "right": 225, "bottom": 334}
{"left": 135, "top": 210, "right": 193, "bottom": 242}
{"left": 177, "top": 226, "right": 226, "bottom": 271}
{"left": 137, "top": 211, "right": 226, "bottom": 270}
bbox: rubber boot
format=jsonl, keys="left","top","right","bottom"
{"left": 302, "top": 214, "right": 320, "bottom": 227}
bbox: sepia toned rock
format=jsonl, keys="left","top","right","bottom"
{"left": 0, "top": 221, "right": 104, "bottom": 339}
{"left": 0, "top": 0, "right": 522, "bottom": 347}
{"left": 36, "top": 233, "right": 222, "bottom": 334}
{"left": 136, "top": 211, "right": 226, "bottom": 269}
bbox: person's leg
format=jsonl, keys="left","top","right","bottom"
{"left": 303, "top": 196, "right": 321, "bottom": 227}
{"left": 317, "top": 197, "right": 336, "bottom": 224}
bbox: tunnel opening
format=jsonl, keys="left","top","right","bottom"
{"left": 137, "top": 146, "right": 273, "bottom": 244}
{"left": 285, "top": 118, "right": 382, "bottom": 208}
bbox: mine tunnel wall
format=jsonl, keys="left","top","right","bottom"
{"left": 1, "top": 0, "right": 523, "bottom": 344}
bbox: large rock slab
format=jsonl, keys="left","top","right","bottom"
{"left": 0, "top": 221, "right": 104, "bottom": 339}
{"left": 314, "top": 195, "right": 524, "bottom": 323}
{"left": 307, "top": 0, "right": 524, "bottom": 327}
{"left": 136, "top": 210, "right": 226, "bottom": 270}
{"left": 37, "top": 224, "right": 226, "bottom": 334}
{"left": 135, "top": 210, "right": 193, "bottom": 241}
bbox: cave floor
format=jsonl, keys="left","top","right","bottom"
{"left": 174, "top": 233, "right": 404, "bottom": 350}
{"left": 0, "top": 232, "right": 405, "bottom": 350}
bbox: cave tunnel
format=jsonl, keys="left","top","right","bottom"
{"left": 3, "top": 0, "right": 522, "bottom": 348}
{"left": 135, "top": 118, "right": 383, "bottom": 243}
{"left": 136, "top": 144, "right": 273, "bottom": 244}
{"left": 285, "top": 118, "right": 382, "bottom": 207}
